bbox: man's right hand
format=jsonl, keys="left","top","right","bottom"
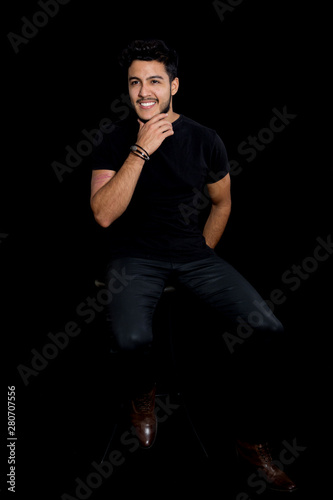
{"left": 136, "top": 113, "right": 174, "bottom": 156}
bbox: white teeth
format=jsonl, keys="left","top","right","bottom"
{"left": 140, "top": 102, "right": 156, "bottom": 107}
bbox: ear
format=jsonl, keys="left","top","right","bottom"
{"left": 171, "top": 77, "right": 179, "bottom": 96}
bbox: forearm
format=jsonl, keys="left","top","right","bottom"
{"left": 91, "top": 114, "right": 174, "bottom": 228}
{"left": 91, "top": 153, "right": 145, "bottom": 227}
{"left": 203, "top": 202, "right": 231, "bottom": 248}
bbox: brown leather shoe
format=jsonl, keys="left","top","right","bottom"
{"left": 236, "top": 439, "right": 297, "bottom": 493}
{"left": 130, "top": 386, "right": 157, "bottom": 449}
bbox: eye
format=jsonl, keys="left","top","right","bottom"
{"left": 151, "top": 80, "right": 160, "bottom": 84}
{"left": 130, "top": 80, "right": 139, "bottom": 86}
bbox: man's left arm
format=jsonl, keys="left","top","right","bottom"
{"left": 203, "top": 173, "right": 231, "bottom": 249}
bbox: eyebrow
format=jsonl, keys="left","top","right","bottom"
{"left": 128, "top": 75, "right": 165, "bottom": 81}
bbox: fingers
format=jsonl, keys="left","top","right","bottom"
{"left": 137, "top": 113, "right": 169, "bottom": 127}
{"left": 162, "top": 126, "right": 174, "bottom": 137}
{"left": 136, "top": 113, "right": 174, "bottom": 155}
{"left": 159, "top": 122, "right": 174, "bottom": 135}
{"left": 147, "top": 113, "right": 169, "bottom": 124}
{"left": 150, "top": 115, "right": 173, "bottom": 134}
{"left": 138, "top": 115, "right": 173, "bottom": 138}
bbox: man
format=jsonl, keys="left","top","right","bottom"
{"left": 90, "top": 39, "right": 296, "bottom": 492}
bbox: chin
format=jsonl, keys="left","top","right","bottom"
{"left": 136, "top": 108, "right": 160, "bottom": 122}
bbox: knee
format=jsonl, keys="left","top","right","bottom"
{"left": 113, "top": 325, "right": 153, "bottom": 353}
{"left": 244, "top": 314, "right": 284, "bottom": 353}
{"left": 267, "top": 313, "right": 284, "bottom": 335}
{"left": 247, "top": 310, "right": 284, "bottom": 336}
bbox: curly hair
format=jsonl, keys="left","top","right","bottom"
{"left": 119, "top": 39, "right": 179, "bottom": 82}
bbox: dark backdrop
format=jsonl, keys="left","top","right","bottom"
{"left": 1, "top": 1, "right": 332, "bottom": 498}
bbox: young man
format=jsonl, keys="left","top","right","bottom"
{"left": 90, "top": 39, "right": 296, "bottom": 492}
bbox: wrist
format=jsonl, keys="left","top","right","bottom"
{"left": 130, "top": 144, "right": 150, "bottom": 161}
{"left": 128, "top": 151, "right": 146, "bottom": 165}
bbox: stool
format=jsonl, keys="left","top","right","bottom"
{"left": 94, "top": 278, "right": 209, "bottom": 463}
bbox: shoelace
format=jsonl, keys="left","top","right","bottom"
{"left": 134, "top": 392, "right": 154, "bottom": 413}
{"left": 257, "top": 443, "right": 273, "bottom": 464}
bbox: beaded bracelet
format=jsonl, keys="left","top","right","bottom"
{"left": 130, "top": 144, "right": 150, "bottom": 161}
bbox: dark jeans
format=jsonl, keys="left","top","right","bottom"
{"left": 106, "top": 253, "right": 283, "bottom": 351}
{"left": 105, "top": 253, "right": 286, "bottom": 440}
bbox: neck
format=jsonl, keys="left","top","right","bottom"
{"left": 167, "top": 110, "right": 180, "bottom": 123}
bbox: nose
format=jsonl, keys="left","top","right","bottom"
{"left": 138, "top": 82, "right": 150, "bottom": 98}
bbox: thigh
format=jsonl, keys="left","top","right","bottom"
{"left": 176, "top": 254, "right": 283, "bottom": 333}
{"left": 105, "top": 257, "right": 171, "bottom": 351}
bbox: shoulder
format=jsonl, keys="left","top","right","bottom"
{"left": 180, "top": 115, "right": 216, "bottom": 135}
{"left": 179, "top": 115, "right": 225, "bottom": 150}
{"left": 179, "top": 115, "right": 224, "bottom": 145}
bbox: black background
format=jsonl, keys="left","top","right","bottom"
{"left": 1, "top": 0, "right": 332, "bottom": 498}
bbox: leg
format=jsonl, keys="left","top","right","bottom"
{"left": 105, "top": 256, "right": 171, "bottom": 386}
{"left": 175, "top": 253, "right": 283, "bottom": 336}
{"left": 105, "top": 256, "right": 171, "bottom": 448}
{"left": 176, "top": 253, "right": 283, "bottom": 395}
{"left": 175, "top": 254, "right": 285, "bottom": 433}
{"left": 175, "top": 254, "right": 296, "bottom": 491}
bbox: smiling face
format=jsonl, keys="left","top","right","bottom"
{"left": 128, "top": 60, "right": 179, "bottom": 122}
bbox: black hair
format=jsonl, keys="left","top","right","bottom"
{"left": 119, "top": 39, "right": 179, "bottom": 82}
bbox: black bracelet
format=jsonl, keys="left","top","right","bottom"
{"left": 130, "top": 150, "right": 148, "bottom": 161}
{"left": 130, "top": 144, "right": 150, "bottom": 161}
{"left": 134, "top": 144, "right": 150, "bottom": 158}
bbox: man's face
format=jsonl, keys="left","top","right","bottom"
{"left": 128, "top": 60, "right": 179, "bottom": 121}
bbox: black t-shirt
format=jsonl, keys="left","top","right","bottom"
{"left": 92, "top": 114, "right": 230, "bottom": 262}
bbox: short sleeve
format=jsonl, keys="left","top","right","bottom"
{"left": 206, "top": 132, "right": 230, "bottom": 184}
{"left": 91, "top": 126, "right": 129, "bottom": 172}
